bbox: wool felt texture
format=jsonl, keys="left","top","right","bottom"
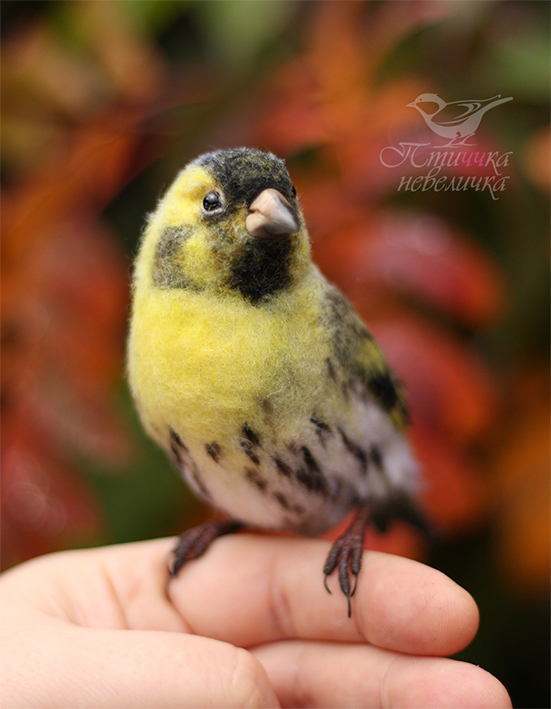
{"left": 127, "top": 148, "right": 418, "bottom": 536}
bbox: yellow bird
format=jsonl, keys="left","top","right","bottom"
{"left": 127, "top": 147, "right": 426, "bottom": 616}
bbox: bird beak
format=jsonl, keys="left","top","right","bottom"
{"left": 245, "top": 188, "right": 299, "bottom": 238}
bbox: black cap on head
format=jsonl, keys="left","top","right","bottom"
{"left": 195, "top": 148, "right": 297, "bottom": 211}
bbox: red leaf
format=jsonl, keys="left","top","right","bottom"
{"left": 313, "top": 211, "right": 503, "bottom": 326}
{"left": 369, "top": 315, "right": 497, "bottom": 444}
{"left": 365, "top": 211, "right": 503, "bottom": 325}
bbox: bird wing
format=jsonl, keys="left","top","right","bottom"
{"left": 434, "top": 101, "right": 484, "bottom": 126}
{"left": 435, "top": 95, "right": 508, "bottom": 126}
{"left": 320, "top": 283, "right": 409, "bottom": 432}
{"left": 353, "top": 331, "right": 409, "bottom": 431}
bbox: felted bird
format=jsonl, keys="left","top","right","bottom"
{"left": 127, "top": 147, "right": 428, "bottom": 616}
{"left": 408, "top": 93, "right": 513, "bottom": 146}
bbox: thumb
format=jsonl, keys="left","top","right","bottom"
{"left": 7, "top": 624, "right": 280, "bottom": 709}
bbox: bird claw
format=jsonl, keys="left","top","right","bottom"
{"left": 169, "top": 519, "right": 243, "bottom": 577}
{"left": 324, "top": 537, "right": 364, "bottom": 617}
{"left": 323, "top": 507, "right": 370, "bottom": 618}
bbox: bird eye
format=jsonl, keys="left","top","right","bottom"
{"left": 202, "top": 191, "right": 224, "bottom": 214}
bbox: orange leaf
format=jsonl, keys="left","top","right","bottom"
{"left": 490, "top": 366, "right": 551, "bottom": 593}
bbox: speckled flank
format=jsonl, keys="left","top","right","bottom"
{"left": 272, "top": 490, "right": 305, "bottom": 516}
{"left": 295, "top": 446, "right": 328, "bottom": 496}
{"left": 338, "top": 428, "right": 369, "bottom": 476}
{"left": 169, "top": 429, "right": 212, "bottom": 501}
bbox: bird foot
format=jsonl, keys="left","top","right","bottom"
{"left": 323, "top": 506, "right": 371, "bottom": 618}
{"left": 323, "top": 495, "right": 430, "bottom": 617}
{"left": 442, "top": 133, "right": 475, "bottom": 147}
{"left": 169, "top": 518, "right": 243, "bottom": 577}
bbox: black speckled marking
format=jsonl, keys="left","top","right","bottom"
{"left": 295, "top": 467, "right": 313, "bottom": 491}
{"left": 242, "top": 424, "right": 260, "bottom": 447}
{"left": 273, "top": 456, "right": 293, "bottom": 477}
{"left": 205, "top": 442, "right": 222, "bottom": 463}
{"left": 295, "top": 448, "right": 328, "bottom": 496}
{"left": 302, "top": 446, "right": 320, "bottom": 473}
{"left": 170, "top": 441, "right": 182, "bottom": 466}
{"left": 169, "top": 428, "right": 188, "bottom": 465}
{"left": 311, "top": 416, "right": 332, "bottom": 444}
{"left": 338, "top": 428, "right": 368, "bottom": 476}
{"left": 240, "top": 424, "right": 261, "bottom": 464}
{"left": 244, "top": 450, "right": 260, "bottom": 465}
{"left": 370, "top": 444, "right": 383, "bottom": 470}
{"left": 169, "top": 429, "right": 211, "bottom": 500}
{"left": 273, "top": 491, "right": 291, "bottom": 510}
{"left": 295, "top": 467, "right": 328, "bottom": 495}
{"left": 246, "top": 467, "right": 268, "bottom": 492}
{"left": 170, "top": 429, "right": 188, "bottom": 452}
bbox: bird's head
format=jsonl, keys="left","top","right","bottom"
{"left": 135, "top": 148, "right": 311, "bottom": 305}
{"left": 407, "top": 93, "right": 445, "bottom": 116}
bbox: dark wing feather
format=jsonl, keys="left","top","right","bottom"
{"left": 320, "top": 284, "right": 409, "bottom": 430}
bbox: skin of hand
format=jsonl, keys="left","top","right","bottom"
{"left": 0, "top": 536, "right": 511, "bottom": 709}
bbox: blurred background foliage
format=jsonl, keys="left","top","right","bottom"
{"left": 1, "top": 1, "right": 549, "bottom": 706}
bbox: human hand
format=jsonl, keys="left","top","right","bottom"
{"left": 0, "top": 535, "right": 511, "bottom": 708}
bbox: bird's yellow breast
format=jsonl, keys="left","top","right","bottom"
{"left": 127, "top": 270, "right": 333, "bottom": 452}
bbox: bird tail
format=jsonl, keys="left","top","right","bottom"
{"left": 370, "top": 490, "right": 432, "bottom": 536}
{"left": 487, "top": 95, "right": 513, "bottom": 105}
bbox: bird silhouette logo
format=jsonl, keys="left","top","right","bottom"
{"left": 408, "top": 93, "right": 513, "bottom": 146}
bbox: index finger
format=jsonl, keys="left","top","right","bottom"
{"left": 167, "top": 534, "right": 479, "bottom": 656}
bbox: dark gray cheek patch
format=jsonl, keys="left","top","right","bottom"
{"left": 152, "top": 226, "right": 199, "bottom": 289}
